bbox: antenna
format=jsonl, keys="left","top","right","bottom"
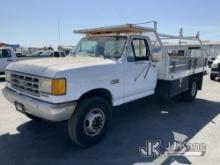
{"left": 58, "top": 21, "right": 61, "bottom": 45}
{"left": 196, "top": 31, "right": 200, "bottom": 39}
{"left": 179, "top": 28, "right": 183, "bottom": 38}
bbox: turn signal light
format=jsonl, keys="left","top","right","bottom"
{"left": 51, "top": 79, "right": 66, "bottom": 95}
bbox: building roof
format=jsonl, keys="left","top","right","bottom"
{"left": 202, "top": 41, "right": 220, "bottom": 46}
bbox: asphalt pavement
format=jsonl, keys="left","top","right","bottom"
{"left": 0, "top": 74, "right": 220, "bottom": 165}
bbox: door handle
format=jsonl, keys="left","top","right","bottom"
{"left": 111, "top": 79, "right": 120, "bottom": 85}
{"left": 7, "top": 60, "right": 13, "bottom": 62}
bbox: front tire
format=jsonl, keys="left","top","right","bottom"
{"left": 68, "top": 96, "right": 112, "bottom": 147}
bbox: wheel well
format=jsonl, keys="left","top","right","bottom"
{"left": 79, "top": 89, "right": 113, "bottom": 105}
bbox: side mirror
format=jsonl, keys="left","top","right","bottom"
{"left": 151, "top": 48, "right": 162, "bottom": 63}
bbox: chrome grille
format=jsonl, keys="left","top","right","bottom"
{"left": 8, "top": 72, "right": 40, "bottom": 96}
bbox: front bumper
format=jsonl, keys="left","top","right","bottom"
{"left": 211, "top": 70, "right": 220, "bottom": 77}
{"left": 3, "top": 88, "right": 77, "bottom": 122}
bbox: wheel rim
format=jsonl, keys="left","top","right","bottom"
{"left": 83, "top": 108, "right": 105, "bottom": 137}
{"left": 191, "top": 81, "right": 197, "bottom": 97}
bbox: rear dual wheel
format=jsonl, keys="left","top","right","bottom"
{"left": 176, "top": 78, "right": 198, "bottom": 102}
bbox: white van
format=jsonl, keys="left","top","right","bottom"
{"left": 0, "top": 47, "right": 16, "bottom": 74}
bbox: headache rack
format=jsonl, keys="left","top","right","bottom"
{"left": 74, "top": 22, "right": 157, "bottom": 36}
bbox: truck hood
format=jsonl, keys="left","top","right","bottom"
{"left": 7, "top": 56, "right": 117, "bottom": 77}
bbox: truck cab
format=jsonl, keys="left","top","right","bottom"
{"left": 0, "top": 47, "right": 16, "bottom": 74}
{"left": 73, "top": 34, "right": 159, "bottom": 103}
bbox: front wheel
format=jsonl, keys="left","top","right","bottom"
{"left": 68, "top": 96, "right": 112, "bottom": 147}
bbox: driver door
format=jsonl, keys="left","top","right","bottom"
{"left": 124, "top": 37, "right": 157, "bottom": 103}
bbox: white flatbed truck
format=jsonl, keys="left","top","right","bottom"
{"left": 3, "top": 22, "right": 207, "bottom": 146}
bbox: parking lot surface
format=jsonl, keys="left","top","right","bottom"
{"left": 0, "top": 74, "right": 220, "bottom": 165}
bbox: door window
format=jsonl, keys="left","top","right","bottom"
{"left": 127, "top": 39, "right": 149, "bottom": 62}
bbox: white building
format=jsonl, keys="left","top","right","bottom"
{"left": 202, "top": 41, "right": 220, "bottom": 58}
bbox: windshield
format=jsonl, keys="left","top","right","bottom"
{"left": 74, "top": 36, "right": 127, "bottom": 59}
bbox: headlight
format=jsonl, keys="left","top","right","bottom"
{"left": 39, "top": 78, "right": 66, "bottom": 95}
{"left": 5, "top": 71, "right": 11, "bottom": 81}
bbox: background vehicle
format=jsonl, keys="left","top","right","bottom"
{"left": 210, "top": 55, "right": 220, "bottom": 80}
{"left": 3, "top": 22, "right": 207, "bottom": 147}
{"left": 53, "top": 51, "right": 66, "bottom": 57}
{"left": 40, "top": 51, "right": 66, "bottom": 57}
{"left": 40, "top": 50, "right": 54, "bottom": 57}
{"left": 208, "top": 57, "right": 216, "bottom": 68}
{"left": 0, "top": 47, "right": 16, "bottom": 74}
{"left": 17, "top": 50, "right": 67, "bottom": 61}
{"left": 29, "top": 51, "right": 43, "bottom": 56}
{"left": 15, "top": 52, "right": 24, "bottom": 57}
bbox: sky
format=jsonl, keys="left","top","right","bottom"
{"left": 1, "top": 0, "right": 220, "bottom": 48}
